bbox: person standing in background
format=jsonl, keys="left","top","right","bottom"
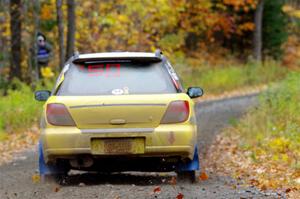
{"left": 36, "top": 32, "right": 52, "bottom": 77}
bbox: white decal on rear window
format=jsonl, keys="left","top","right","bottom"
{"left": 112, "top": 89, "right": 124, "bottom": 95}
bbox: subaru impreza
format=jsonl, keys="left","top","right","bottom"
{"left": 35, "top": 51, "right": 203, "bottom": 182}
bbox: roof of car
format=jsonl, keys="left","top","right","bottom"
{"left": 72, "top": 51, "right": 163, "bottom": 64}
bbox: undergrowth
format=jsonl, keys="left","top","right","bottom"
{"left": 233, "top": 72, "right": 300, "bottom": 187}
{"left": 238, "top": 72, "right": 300, "bottom": 165}
{"left": 0, "top": 79, "right": 53, "bottom": 139}
{"left": 176, "top": 60, "right": 288, "bottom": 94}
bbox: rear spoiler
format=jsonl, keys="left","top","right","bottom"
{"left": 72, "top": 50, "right": 163, "bottom": 64}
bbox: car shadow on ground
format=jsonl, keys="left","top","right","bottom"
{"left": 58, "top": 171, "right": 176, "bottom": 186}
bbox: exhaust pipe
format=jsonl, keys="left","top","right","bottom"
{"left": 70, "top": 156, "right": 94, "bottom": 168}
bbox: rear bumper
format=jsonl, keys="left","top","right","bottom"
{"left": 41, "top": 124, "right": 197, "bottom": 163}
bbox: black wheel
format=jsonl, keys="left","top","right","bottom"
{"left": 40, "top": 172, "right": 68, "bottom": 185}
{"left": 54, "top": 160, "right": 70, "bottom": 185}
{"left": 41, "top": 161, "right": 69, "bottom": 185}
{"left": 176, "top": 170, "right": 196, "bottom": 183}
{"left": 55, "top": 172, "right": 69, "bottom": 185}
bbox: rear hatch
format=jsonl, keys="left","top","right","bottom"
{"left": 53, "top": 58, "right": 182, "bottom": 129}
{"left": 52, "top": 95, "right": 183, "bottom": 129}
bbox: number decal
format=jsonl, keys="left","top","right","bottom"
{"left": 88, "top": 64, "right": 104, "bottom": 76}
{"left": 106, "top": 64, "right": 120, "bottom": 77}
{"left": 85, "top": 63, "right": 121, "bottom": 77}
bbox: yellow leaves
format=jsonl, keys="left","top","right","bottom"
{"left": 281, "top": 154, "right": 289, "bottom": 163}
{"left": 239, "top": 22, "right": 255, "bottom": 32}
{"left": 1, "top": 18, "right": 10, "bottom": 37}
{"left": 75, "top": 32, "right": 81, "bottom": 40}
{"left": 117, "top": 15, "right": 129, "bottom": 23}
{"left": 223, "top": 0, "right": 256, "bottom": 7}
{"left": 291, "top": 10, "right": 300, "bottom": 19}
{"left": 282, "top": 5, "right": 294, "bottom": 13}
{"left": 82, "top": 1, "right": 93, "bottom": 9}
{"left": 267, "top": 137, "right": 290, "bottom": 153}
{"left": 41, "top": 67, "right": 54, "bottom": 78}
{"left": 253, "top": 148, "right": 266, "bottom": 156}
{"left": 282, "top": 4, "right": 300, "bottom": 19}
{"left": 40, "top": 4, "right": 54, "bottom": 20}
{"left": 223, "top": 0, "right": 257, "bottom": 11}
{"left": 31, "top": 174, "right": 40, "bottom": 183}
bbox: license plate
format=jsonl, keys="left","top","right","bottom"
{"left": 91, "top": 138, "right": 144, "bottom": 154}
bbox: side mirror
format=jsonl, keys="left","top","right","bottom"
{"left": 187, "top": 87, "right": 204, "bottom": 98}
{"left": 35, "top": 90, "right": 51, "bottom": 101}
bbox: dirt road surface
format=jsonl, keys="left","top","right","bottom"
{"left": 0, "top": 95, "right": 285, "bottom": 199}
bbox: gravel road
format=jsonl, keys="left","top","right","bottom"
{"left": 0, "top": 95, "right": 284, "bottom": 199}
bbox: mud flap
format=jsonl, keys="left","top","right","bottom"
{"left": 177, "top": 146, "right": 200, "bottom": 171}
{"left": 38, "top": 141, "right": 63, "bottom": 176}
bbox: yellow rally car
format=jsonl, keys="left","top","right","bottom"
{"left": 35, "top": 51, "right": 203, "bottom": 182}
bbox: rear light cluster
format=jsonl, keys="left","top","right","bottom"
{"left": 160, "top": 100, "right": 190, "bottom": 124}
{"left": 46, "top": 103, "right": 76, "bottom": 126}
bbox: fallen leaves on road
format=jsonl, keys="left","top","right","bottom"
{"left": 53, "top": 186, "right": 60, "bottom": 192}
{"left": 205, "top": 132, "right": 300, "bottom": 196}
{"left": 168, "top": 176, "right": 177, "bottom": 185}
{"left": 0, "top": 125, "right": 39, "bottom": 165}
{"left": 153, "top": 186, "right": 161, "bottom": 194}
{"left": 176, "top": 192, "right": 184, "bottom": 199}
{"left": 32, "top": 174, "right": 40, "bottom": 184}
{"left": 199, "top": 172, "right": 209, "bottom": 181}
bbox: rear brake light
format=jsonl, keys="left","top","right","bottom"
{"left": 160, "top": 101, "right": 190, "bottom": 124}
{"left": 46, "top": 103, "right": 76, "bottom": 126}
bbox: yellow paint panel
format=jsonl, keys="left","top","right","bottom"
{"left": 46, "top": 93, "right": 193, "bottom": 129}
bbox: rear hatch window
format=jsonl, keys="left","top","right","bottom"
{"left": 56, "top": 61, "right": 177, "bottom": 96}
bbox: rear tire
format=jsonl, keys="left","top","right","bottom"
{"left": 41, "top": 160, "right": 69, "bottom": 185}
{"left": 176, "top": 170, "right": 196, "bottom": 183}
{"left": 55, "top": 160, "right": 70, "bottom": 185}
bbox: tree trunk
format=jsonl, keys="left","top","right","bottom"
{"left": 65, "top": 0, "right": 76, "bottom": 60}
{"left": 56, "top": 0, "right": 65, "bottom": 69}
{"left": 0, "top": 0, "right": 6, "bottom": 69}
{"left": 253, "top": 0, "right": 264, "bottom": 62}
{"left": 9, "top": 0, "right": 22, "bottom": 80}
{"left": 31, "top": 0, "right": 40, "bottom": 82}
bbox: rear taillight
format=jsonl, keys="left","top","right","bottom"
{"left": 160, "top": 100, "right": 190, "bottom": 124}
{"left": 46, "top": 103, "right": 76, "bottom": 126}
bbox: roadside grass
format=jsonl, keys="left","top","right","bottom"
{"left": 0, "top": 79, "right": 53, "bottom": 138}
{"left": 238, "top": 72, "right": 300, "bottom": 168}
{"left": 239, "top": 72, "right": 300, "bottom": 170}
{"left": 175, "top": 60, "right": 288, "bottom": 94}
{"left": 208, "top": 72, "right": 300, "bottom": 190}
